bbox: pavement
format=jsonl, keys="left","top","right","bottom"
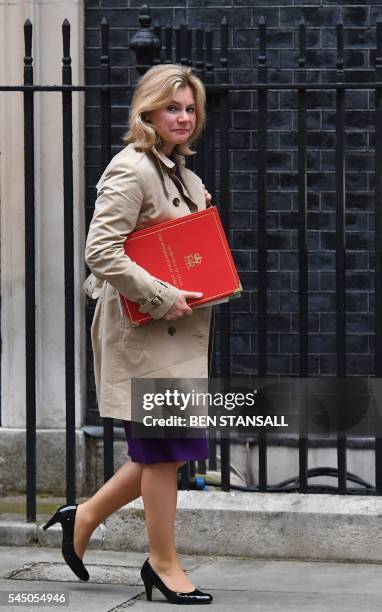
{"left": 1, "top": 546, "right": 382, "bottom": 611}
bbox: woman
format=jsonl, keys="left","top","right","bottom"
{"left": 43, "top": 64, "right": 214, "bottom": 605}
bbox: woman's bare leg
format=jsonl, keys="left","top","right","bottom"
{"left": 141, "top": 460, "right": 196, "bottom": 592}
{"left": 73, "top": 461, "right": 143, "bottom": 559}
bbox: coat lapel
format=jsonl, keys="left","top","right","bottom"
{"left": 150, "top": 146, "right": 199, "bottom": 212}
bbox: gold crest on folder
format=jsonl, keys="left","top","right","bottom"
{"left": 184, "top": 253, "right": 203, "bottom": 269}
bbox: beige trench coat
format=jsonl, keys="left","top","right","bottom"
{"left": 84, "top": 142, "right": 212, "bottom": 421}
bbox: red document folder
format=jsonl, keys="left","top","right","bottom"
{"left": 119, "top": 206, "right": 242, "bottom": 324}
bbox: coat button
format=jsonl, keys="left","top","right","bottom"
{"left": 168, "top": 326, "right": 176, "bottom": 335}
{"left": 172, "top": 197, "right": 180, "bottom": 207}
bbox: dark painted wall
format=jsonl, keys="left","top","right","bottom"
{"left": 85, "top": 2, "right": 382, "bottom": 422}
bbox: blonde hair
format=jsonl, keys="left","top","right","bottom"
{"left": 123, "top": 63, "right": 206, "bottom": 157}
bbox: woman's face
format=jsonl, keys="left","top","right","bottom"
{"left": 145, "top": 85, "right": 196, "bottom": 156}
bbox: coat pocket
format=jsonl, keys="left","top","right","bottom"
{"left": 118, "top": 296, "right": 149, "bottom": 351}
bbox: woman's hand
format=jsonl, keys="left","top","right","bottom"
{"left": 202, "top": 184, "right": 212, "bottom": 206}
{"left": 163, "top": 290, "right": 203, "bottom": 321}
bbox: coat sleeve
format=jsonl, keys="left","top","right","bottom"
{"left": 85, "top": 157, "right": 180, "bottom": 320}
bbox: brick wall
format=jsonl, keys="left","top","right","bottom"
{"left": 85, "top": 1, "right": 382, "bottom": 422}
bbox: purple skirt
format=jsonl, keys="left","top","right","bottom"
{"left": 123, "top": 420, "right": 209, "bottom": 464}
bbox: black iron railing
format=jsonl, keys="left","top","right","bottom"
{"left": 2, "top": 7, "right": 382, "bottom": 522}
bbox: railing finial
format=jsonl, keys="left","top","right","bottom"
{"left": 336, "top": 16, "right": 344, "bottom": 72}
{"left": 298, "top": 17, "right": 306, "bottom": 69}
{"left": 130, "top": 4, "right": 161, "bottom": 75}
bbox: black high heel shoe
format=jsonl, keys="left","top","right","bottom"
{"left": 141, "top": 558, "right": 213, "bottom": 605}
{"left": 42, "top": 504, "right": 89, "bottom": 581}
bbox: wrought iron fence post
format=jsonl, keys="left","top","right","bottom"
{"left": 297, "top": 17, "right": 309, "bottom": 493}
{"left": 62, "top": 18, "right": 76, "bottom": 504}
{"left": 335, "top": 15, "right": 347, "bottom": 495}
{"left": 99, "top": 16, "right": 115, "bottom": 483}
{"left": 24, "top": 18, "right": 37, "bottom": 523}
{"left": 257, "top": 15, "right": 268, "bottom": 493}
